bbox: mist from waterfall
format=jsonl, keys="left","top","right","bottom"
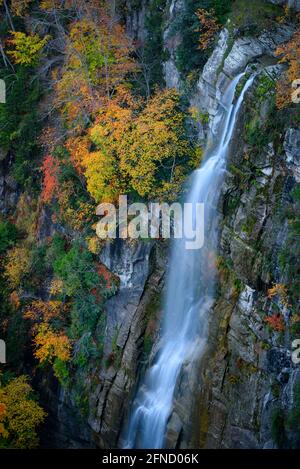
{"left": 124, "top": 73, "right": 255, "bottom": 449}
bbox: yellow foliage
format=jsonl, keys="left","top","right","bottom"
{"left": 5, "top": 245, "right": 31, "bottom": 289}
{"left": 119, "top": 88, "right": 199, "bottom": 200}
{"left": 86, "top": 236, "right": 102, "bottom": 255}
{"left": 24, "top": 299, "right": 65, "bottom": 322}
{"left": 0, "top": 376, "right": 46, "bottom": 449}
{"left": 8, "top": 31, "right": 50, "bottom": 66}
{"left": 80, "top": 87, "right": 200, "bottom": 202}
{"left": 267, "top": 283, "right": 289, "bottom": 307}
{"left": 10, "top": 0, "right": 33, "bottom": 16}
{"left": 49, "top": 279, "right": 64, "bottom": 296}
{"left": 15, "top": 193, "right": 38, "bottom": 243}
{"left": 33, "top": 323, "right": 71, "bottom": 364}
{"left": 275, "top": 29, "right": 300, "bottom": 109}
{"left": 55, "top": 11, "right": 137, "bottom": 130}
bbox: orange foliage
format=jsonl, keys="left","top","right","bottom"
{"left": 65, "top": 135, "right": 90, "bottom": 174}
{"left": 24, "top": 299, "right": 67, "bottom": 323}
{"left": 9, "top": 291, "right": 20, "bottom": 310}
{"left": 265, "top": 313, "right": 285, "bottom": 332}
{"left": 196, "top": 9, "right": 219, "bottom": 51}
{"left": 275, "top": 28, "right": 300, "bottom": 109}
{"left": 97, "top": 263, "right": 113, "bottom": 290}
{"left": 41, "top": 155, "right": 60, "bottom": 203}
{"left": 267, "top": 283, "right": 289, "bottom": 307}
{"left": 55, "top": 9, "right": 137, "bottom": 131}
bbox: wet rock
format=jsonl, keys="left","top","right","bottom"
{"left": 267, "top": 348, "right": 291, "bottom": 374}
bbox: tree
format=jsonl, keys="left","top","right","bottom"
{"left": 4, "top": 245, "right": 31, "bottom": 289}
{"left": 80, "top": 87, "right": 201, "bottom": 202}
{"left": 10, "top": 0, "right": 33, "bottom": 16}
{"left": 0, "top": 375, "right": 46, "bottom": 449}
{"left": 119, "top": 88, "right": 201, "bottom": 200}
{"left": 24, "top": 299, "right": 66, "bottom": 323}
{"left": 275, "top": 29, "right": 300, "bottom": 109}
{"left": 7, "top": 31, "right": 50, "bottom": 66}
{"left": 196, "top": 8, "right": 219, "bottom": 51}
{"left": 41, "top": 155, "right": 60, "bottom": 203}
{"left": 81, "top": 86, "right": 134, "bottom": 202}
{"left": 33, "top": 322, "right": 71, "bottom": 364}
{"left": 55, "top": 10, "right": 136, "bottom": 130}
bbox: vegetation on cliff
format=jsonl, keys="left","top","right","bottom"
{"left": 0, "top": 0, "right": 299, "bottom": 449}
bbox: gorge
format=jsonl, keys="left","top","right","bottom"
{"left": 0, "top": 0, "right": 299, "bottom": 451}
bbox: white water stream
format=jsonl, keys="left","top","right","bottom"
{"left": 124, "top": 73, "right": 255, "bottom": 449}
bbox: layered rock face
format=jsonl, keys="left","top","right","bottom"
{"left": 187, "top": 28, "right": 300, "bottom": 450}
{"left": 39, "top": 239, "right": 167, "bottom": 448}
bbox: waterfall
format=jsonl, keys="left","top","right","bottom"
{"left": 124, "top": 73, "right": 255, "bottom": 449}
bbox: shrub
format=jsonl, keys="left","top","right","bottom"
{"left": 53, "top": 358, "right": 70, "bottom": 387}
{"left": 4, "top": 245, "right": 31, "bottom": 289}
{"left": 0, "top": 375, "right": 46, "bottom": 449}
{"left": 0, "top": 220, "right": 18, "bottom": 255}
{"left": 0, "top": 66, "right": 42, "bottom": 187}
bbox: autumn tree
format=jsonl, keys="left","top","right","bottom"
{"left": 196, "top": 8, "right": 219, "bottom": 51}
{"left": 8, "top": 31, "right": 50, "bottom": 66}
{"left": 55, "top": 9, "right": 136, "bottom": 130}
{"left": 4, "top": 245, "right": 31, "bottom": 289}
{"left": 119, "top": 88, "right": 201, "bottom": 200}
{"left": 41, "top": 154, "right": 60, "bottom": 203}
{"left": 10, "top": 0, "right": 33, "bottom": 16}
{"left": 82, "top": 86, "right": 134, "bottom": 202}
{"left": 24, "top": 299, "right": 67, "bottom": 323}
{"left": 33, "top": 322, "right": 71, "bottom": 364}
{"left": 78, "top": 87, "right": 201, "bottom": 203}
{"left": 0, "top": 375, "right": 46, "bottom": 449}
{"left": 275, "top": 28, "right": 300, "bottom": 109}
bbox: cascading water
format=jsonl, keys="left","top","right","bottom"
{"left": 124, "top": 73, "right": 255, "bottom": 449}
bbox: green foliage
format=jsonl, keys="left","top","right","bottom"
{"left": 271, "top": 408, "right": 286, "bottom": 448}
{"left": 0, "top": 220, "right": 18, "bottom": 254}
{"left": 53, "top": 358, "right": 70, "bottom": 387}
{"left": 70, "top": 293, "right": 103, "bottom": 339}
{"left": 53, "top": 242, "right": 97, "bottom": 296}
{"left": 0, "top": 66, "right": 42, "bottom": 186}
{"left": 73, "top": 334, "right": 98, "bottom": 368}
{"left": 227, "top": 0, "right": 283, "bottom": 36}
{"left": 45, "top": 234, "right": 66, "bottom": 266}
{"left": 8, "top": 31, "right": 50, "bottom": 66}
{"left": 3, "top": 310, "right": 27, "bottom": 367}
{"left": 134, "top": 0, "right": 168, "bottom": 95}
{"left": 255, "top": 73, "right": 276, "bottom": 101}
{"left": 47, "top": 237, "right": 106, "bottom": 340}
{"left": 169, "top": 0, "right": 232, "bottom": 76}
